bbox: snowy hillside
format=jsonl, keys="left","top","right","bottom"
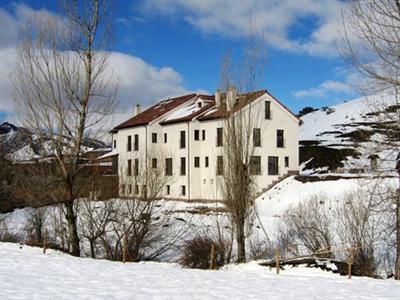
{"left": 1, "top": 242, "right": 398, "bottom": 300}
{"left": 0, "top": 122, "right": 107, "bottom": 161}
{"left": 299, "top": 93, "right": 399, "bottom": 173}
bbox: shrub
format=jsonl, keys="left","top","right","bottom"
{"left": 180, "top": 235, "right": 227, "bottom": 269}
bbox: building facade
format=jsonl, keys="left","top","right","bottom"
{"left": 111, "top": 88, "right": 299, "bottom": 201}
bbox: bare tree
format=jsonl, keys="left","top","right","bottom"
{"left": 13, "top": 0, "right": 116, "bottom": 256}
{"left": 100, "top": 150, "right": 184, "bottom": 262}
{"left": 340, "top": 0, "right": 400, "bottom": 279}
{"left": 24, "top": 207, "right": 49, "bottom": 244}
{"left": 78, "top": 199, "right": 113, "bottom": 258}
{"left": 282, "top": 194, "right": 334, "bottom": 258}
{"left": 218, "top": 21, "right": 267, "bottom": 263}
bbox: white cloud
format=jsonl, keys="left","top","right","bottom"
{"left": 293, "top": 78, "right": 356, "bottom": 100}
{"left": 0, "top": 4, "right": 192, "bottom": 128}
{"left": 140, "top": 0, "right": 347, "bottom": 57}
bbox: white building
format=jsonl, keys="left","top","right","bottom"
{"left": 110, "top": 88, "right": 299, "bottom": 201}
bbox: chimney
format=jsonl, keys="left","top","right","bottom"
{"left": 215, "top": 89, "right": 221, "bottom": 108}
{"left": 226, "top": 86, "right": 236, "bottom": 111}
{"left": 134, "top": 104, "right": 141, "bottom": 116}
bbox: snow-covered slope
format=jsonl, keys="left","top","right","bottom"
{"left": 0, "top": 242, "right": 398, "bottom": 300}
{"left": 0, "top": 122, "right": 107, "bottom": 161}
{"left": 299, "top": 93, "right": 399, "bottom": 173}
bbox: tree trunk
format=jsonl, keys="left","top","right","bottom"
{"left": 89, "top": 239, "right": 96, "bottom": 259}
{"left": 236, "top": 216, "right": 246, "bottom": 263}
{"left": 396, "top": 191, "right": 400, "bottom": 280}
{"left": 65, "top": 200, "right": 80, "bottom": 257}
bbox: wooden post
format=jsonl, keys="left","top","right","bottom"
{"left": 123, "top": 234, "right": 127, "bottom": 263}
{"left": 275, "top": 248, "right": 280, "bottom": 274}
{"left": 43, "top": 229, "right": 47, "bottom": 254}
{"left": 348, "top": 248, "right": 353, "bottom": 279}
{"left": 209, "top": 244, "right": 215, "bottom": 270}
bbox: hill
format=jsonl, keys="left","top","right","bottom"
{"left": 299, "top": 93, "right": 399, "bottom": 174}
{"left": 0, "top": 122, "right": 107, "bottom": 161}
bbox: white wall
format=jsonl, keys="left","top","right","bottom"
{"left": 113, "top": 92, "right": 299, "bottom": 201}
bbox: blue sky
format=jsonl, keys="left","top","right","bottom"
{"left": 0, "top": 0, "right": 359, "bottom": 123}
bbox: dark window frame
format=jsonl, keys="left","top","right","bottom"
{"left": 253, "top": 128, "right": 261, "bottom": 147}
{"left": 217, "top": 156, "right": 224, "bottom": 175}
{"left": 134, "top": 158, "right": 139, "bottom": 176}
{"left": 205, "top": 156, "right": 209, "bottom": 167}
{"left": 165, "top": 158, "right": 173, "bottom": 176}
{"left": 194, "top": 157, "right": 200, "bottom": 168}
{"left": 202, "top": 129, "right": 206, "bottom": 140}
{"left": 285, "top": 156, "right": 289, "bottom": 167}
{"left": 152, "top": 158, "right": 157, "bottom": 169}
{"left": 268, "top": 156, "right": 279, "bottom": 175}
{"left": 134, "top": 134, "right": 139, "bottom": 151}
{"left": 194, "top": 130, "right": 200, "bottom": 141}
{"left": 217, "top": 128, "right": 223, "bottom": 147}
{"left": 250, "top": 156, "right": 262, "bottom": 175}
{"left": 127, "top": 135, "right": 132, "bottom": 152}
{"left": 152, "top": 133, "right": 157, "bottom": 143}
{"left": 127, "top": 159, "right": 132, "bottom": 176}
{"left": 277, "top": 130, "right": 284, "bottom": 148}
{"left": 265, "top": 101, "right": 271, "bottom": 120}
{"left": 181, "top": 185, "right": 186, "bottom": 196}
{"left": 180, "top": 157, "right": 186, "bottom": 176}
{"left": 180, "top": 131, "right": 186, "bottom": 149}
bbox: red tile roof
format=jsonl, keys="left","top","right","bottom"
{"left": 112, "top": 94, "right": 196, "bottom": 132}
{"left": 111, "top": 89, "right": 298, "bottom": 132}
{"left": 198, "top": 90, "right": 267, "bottom": 121}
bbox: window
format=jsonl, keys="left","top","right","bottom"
{"left": 134, "top": 158, "right": 139, "bottom": 176}
{"left": 194, "top": 130, "right": 200, "bottom": 141}
{"left": 181, "top": 185, "right": 186, "bottom": 196}
{"left": 250, "top": 156, "right": 261, "bottom": 175}
{"left": 265, "top": 101, "right": 271, "bottom": 120}
{"left": 285, "top": 156, "right": 289, "bottom": 167}
{"left": 164, "top": 133, "right": 167, "bottom": 143}
{"left": 142, "top": 185, "right": 147, "bottom": 198}
{"left": 113, "top": 139, "right": 116, "bottom": 149}
{"left": 202, "top": 129, "right": 205, "bottom": 140}
{"left": 180, "top": 157, "right": 186, "bottom": 176}
{"left": 165, "top": 158, "right": 173, "bottom": 176}
{"left": 277, "top": 130, "right": 284, "bottom": 148}
{"left": 127, "top": 135, "right": 132, "bottom": 152}
{"left": 194, "top": 157, "right": 200, "bottom": 168}
{"left": 134, "top": 185, "right": 139, "bottom": 195}
{"left": 121, "top": 184, "right": 125, "bottom": 195}
{"left": 217, "top": 128, "right": 223, "bottom": 147}
{"left": 134, "top": 134, "right": 139, "bottom": 151}
{"left": 205, "top": 156, "right": 209, "bottom": 167}
{"left": 152, "top": 158, "right": 157, "bottom": 169}
{"left": 127, "top": 159, "right": 132, "bottom": 176}
{"left": 128, "top": 184, "right": 132, "bottom": 194}
{"left": 166, "top": 185, "right": 170, "bottom": 195}
{"left": 197, "top": 102, "right": 202, "bottom": 108}
{"left": 253, "top": 128, "right": 261, "bottom": 147}
{"left": 268, "top": 156, "right": 279, "bottom": 175}
{"left": 217, "top": 156, "right": 224, "bottom": 175}
{"left": 152, "top": 133, "right": 157, "bottom": 143}
{"left": 180, "top": 131, "right": 186, "bottom": 149}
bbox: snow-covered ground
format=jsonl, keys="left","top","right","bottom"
{"left": 0, "top": 242, "right": 399, "bottom": 300}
